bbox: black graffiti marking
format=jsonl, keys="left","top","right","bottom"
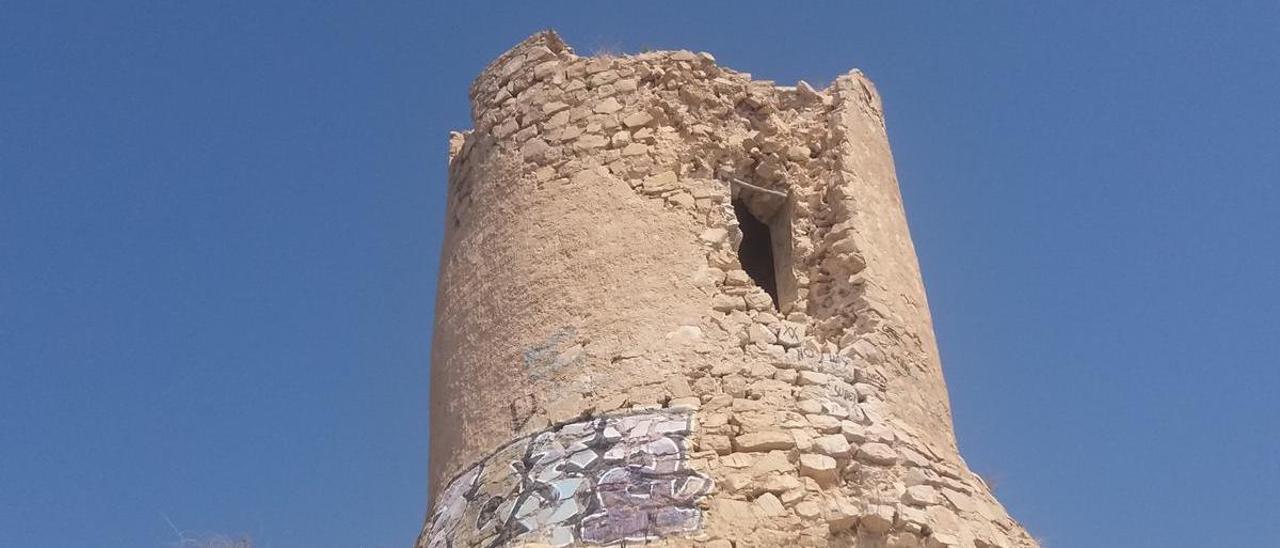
{"left": 421, "top": 409, "right": 711, "bottom": 547}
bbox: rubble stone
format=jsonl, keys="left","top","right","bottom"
{"left": 424, "top": 30, "right": 1038, "bottom": 548}
{"left": 743, "top": 290, "right": 774, "bottom": 311}
{"left": 813, "top": 434, "right": 852, "bottom": 457}
{"left": 860, "top": 505, "right": 896, "bottom": 534}
{"left": 927, "top": 533, "right": 961, "bottom": 548}
{"left": 826, "top": 497, "right": 860, "bottom": 531}
{"left": 753, "top": 492, "right": 787, "bottom": 517}
{"left": 734, "top": 431, "right": 795, "bottom": 452}
{"left": 855, "top": 442, "right": 899, "bottom": 466}
{"left": 592, "top": 97, "right": 623, "bottom": 113}
{"left": 903, "top": 485, "right": 939, "bottom": 506}
{"left": 799, "top": 453, "right": 838, "bottom": 484}
{"left": 748, "top": 323, "right": 778, "bottom": 345}
{"left": 797, "top": 370, "right": 831, "bottom": 386}
{"left": 622, "top": 111, "right": 653, "bottom": 128}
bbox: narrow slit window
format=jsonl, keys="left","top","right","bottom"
{"left": 734, "top": 198, "right": 780, "bottom": 309}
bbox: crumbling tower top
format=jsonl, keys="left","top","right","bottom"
{"left": 422, "top": 31, "right": 1035, "bottom": 548}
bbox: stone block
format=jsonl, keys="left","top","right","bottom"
{"left": 791, "top": 429, "right": 814, "bottom": 452}
{"left": 541, "top": 101, "right": 570, "bottom": 114}
{"left": 668, "top": 191, "right": 695, "bottom": 209}
{"left": 903, "top": 485, "right": 939, "bottom": 506}
{"left": 712, "top": 294, "right": 745, "bottom": 312}
{"left": 855, "top": 442, "right": 899, "bottom": 466}
{"left": 813, "top": 434, "right": 851, "bottom": 457}
{"left": 621, "top": 142, "right": 649, "bottom": 156}
{"left": 927, "top": 533, "right": 961, "bottom": 548}
{"left": 860, "top": 505, "right": 895, "bottom": 534}
{"left": 744, "top": 289, "right": 774, "bottom": 311}
{"left": 826, "top": 497, "right": 860, "bottom": 532}
{"left": 797, "top": 370, "right": 831, "bottom": 386}
{"left": 805, "top": 414, "right": 841, "bottom": 434}
{"left": 700, "top": 227, "right": 728, "bottom": 245}
{"left": 724, "top": 269, "right": 752, "bottom": 286}
{"left": 795, "top": 500, "right": 822, "bottom": 519}
{"left": 753, "top": 492, "right": 786, "bottom": 517}
{"left": 798, "top": 453, "right": 837, "bottom": 485}
{"left": 713, "top": 498, "right": 756, "bottom": 526}
{"left": 669, "top": 396, "right": 701, "bottom": 411}
{"left": 622, "top": 111, "right": 654, "bottom": 128}
{"left": 733, "top": 431, "right": 795, "bottom": 452}
{"left": 777, "top": 321, "right": 805, "bottom": 348}
{"left": 748, "top": 323, "right": 778, "bottom": 345}
{"left": 520, "top": 138, "right": 552, "bottom": 162}
{"left": 592, "top": 97, "right": 623, "bottom": 114}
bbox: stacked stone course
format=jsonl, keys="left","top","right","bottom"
{"left": 422, "top": 31, "right": 1036, "bottom": 548}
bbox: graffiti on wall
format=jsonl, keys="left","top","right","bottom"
{"left": 421, "top": 410, "right": 712, "bottom": 547}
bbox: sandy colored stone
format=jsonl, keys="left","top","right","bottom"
{"left": 669, "top": 396, "right": 701, "bottom": 410}
{"left": 813, "top": 433, "right": 852, "bottom": 457}
{"left": 593, "top": 96, "right": 623, "bottom": 114}
{"left": 806, "top": 413, "right": 842, "bottom": 434}
{"left": 860, "top": 505, "right": 896, "bottom": 534}
{"left": 903, "top": 484, "right": 940, "bottom": 506}
{"left": 622, "top": 110, "right": 654, "bottom": 128}
{"left": 734, "top": 431, "right": 795, "bottom": 452}
{"left": 748, "top": 323, "right": 777, "bottom": 345}
{"left": 888, "top": 532, "right": 923, "bottom": 547}
{"left": 643, "top": 170, "right": 677, "bottom": 191}
{"left": 573, "top": 133, "right": 608, "bottom": 150}
{"left": 724, "top": 269, "right": 752, "bottom": 286}
{"left": 865, "top": 423, "right": 897, "bottom": 444}
{"left": 743, "top": 289, "right": 774, "bottom": 311}
{"left": 795, "top": 500, "right": 823, "bottom": 519}
{"left": 798, "top": 370, "right": 831, "bottom": 386}
{"left": 545, "top": 393, "right": 587, "bottom": 423}
{"left": 423, "top": 30, "right": 1038, "bottom": 548}
{"left": 665, "top": 325, "right": 702, "bottom": 345}
{"left": 714, "top": 498, "right": 756, "bottom": 526}
{"left": 827, "top": 496, "right": 861, "bottom": 531}
{"left": 777, "top": 320, "right": 806, "bottom": 347}
{"left": 856, "top": 442, "right": 899, "bottom": 466}
{"left": 791, "top": 428, "right": 815, "bottom": 452}
{"left": 699, "top": 227, "right": 728, "bottom": 245}
{"left": 762, "top": 472, "right": 802, "bottom": 494}
{"left": 927, "top": 504, "right": 962, "bottom": 535}
{"left": 666, "top": 376, "right": 694, "bottom": 398}
{"left": 667, "top": 191, "right": 695, "bottom": 209}
{"left": 798, "top": 453, "right": 838, "bottom": 485}
{"left": 621, "top": 142, "right": 649, "bottom": 156}
{"left": 928, "top": 533, "right": 961, "bottom": 548}
{"left": 520, "top": 138, "right": 552, "bottom": 162}
{"left": 753, "top": 492, "right": 787, "bottom": 517}
{"left": 941, "top": 489, "right": 978, "bottom": 513}
{"left": 700, "top": 434, "right": 733, "bottom": 455}
{"left": 798, "top": 399, "right": 824, "bottom": 414}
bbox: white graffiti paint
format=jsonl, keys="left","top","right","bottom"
{"left": 420, "top": 410, "right": 711, "bottom": 547}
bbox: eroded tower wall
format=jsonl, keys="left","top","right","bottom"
{"left": 421, "top": 32, "right": 1035, "bottom": 548}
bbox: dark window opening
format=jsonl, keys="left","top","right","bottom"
{"left": 734, "top": 198, "right": 779, "bottom": 309}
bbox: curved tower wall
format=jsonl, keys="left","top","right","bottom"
{"left": 421, "top": 32, "right": 1035, "bottom": 548}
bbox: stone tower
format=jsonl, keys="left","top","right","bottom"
{"left": 419, "top": 31, "right": 1035, "bottom": 548}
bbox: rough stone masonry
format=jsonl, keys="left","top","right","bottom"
{"left": 418, "top": 31, "right": 1037, "bottom": 548}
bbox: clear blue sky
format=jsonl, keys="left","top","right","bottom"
{"left": 3, "top": 2, "right": 1277, "bottom": 547}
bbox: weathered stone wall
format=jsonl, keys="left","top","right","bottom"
{"left": 421, "top": 31, "right": 1036, "bottom": 548}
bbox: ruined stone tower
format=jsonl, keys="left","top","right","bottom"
{"left": 419, "top": 31, "right": 1035, "bottom": 548}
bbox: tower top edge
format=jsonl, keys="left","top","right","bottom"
{"left": 468, "top": 29, "right": 876, "bottom": 108}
